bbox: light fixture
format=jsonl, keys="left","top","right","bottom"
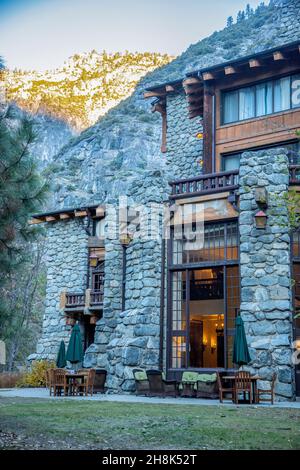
{"left": 202, "top": 336, "right": 208, "bottom": 351}
{"left": 254, "top": 210, "right": 268, "bottom": 229}
{"left": 89, "top": 252, "right": 98, "bottom": 267}
{"left": 210, "top": 339, "right": 217, "bottom": 354}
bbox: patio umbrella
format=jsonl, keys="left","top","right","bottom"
{"left": 56, "top": 340, "right": 66, "bottom": 368}
{"left": 232, "top": 315, "right": 251, "bottom": 367}
{"left": 66, "top": 323, "right": 83, "bottom": 369}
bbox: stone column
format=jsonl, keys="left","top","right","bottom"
{"left": 239, "top": 148, "right": 294, "bottom": 400}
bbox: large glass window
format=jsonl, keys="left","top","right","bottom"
{"left": 222, "top": 141, "right": 300, "bottom": 172}
{"left": 169, "top": 221, "right": 239, "bottom": 371}
{"left": 222, "top": 74, "right": 300, "bottom": 124}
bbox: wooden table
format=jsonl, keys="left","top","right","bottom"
{"left": 65, "top": 373, "right": 86, "bottom": 396}
{"left": 223, "top": 375, "right": 259, "bottom": 403}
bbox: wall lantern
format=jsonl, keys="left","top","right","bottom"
{"left": 89, "top": 252, "right": 98, "bottom": 267}
{"left": 254, "top": 210, "right": 268, "bottom": 229}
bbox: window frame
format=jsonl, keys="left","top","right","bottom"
{"left": 167, "top": 220, "right": 240, "bottom": 373}
{"left": 221, "top": 72, "right": 300, "bottom": 126}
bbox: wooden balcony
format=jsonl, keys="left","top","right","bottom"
{"left": 65, "top": 290, "right": 103, "bottom": 311}
{"left": 170, "top": 165, "right": 300, "bottom": 199}
{"left": 169, "top": 169, "right": 239, "bottom": 200}
{"left": 65, "top": 292, "right": 85, "bottom": 308}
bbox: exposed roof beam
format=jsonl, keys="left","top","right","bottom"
{"left": 143, "top": 90, "right": 165, "bottom": 99}
{"left": 45, "top": 216, "right": 57, "bottom": 222}
{"left": 249, "top": 59, "right": 262, "bottom": 68}
{"left": 273, "top": 51, "right": 285, "bottom": 61}
{"left": 224, "top": 66, "right": 237, "bottom": 75}
{"left": 74, "top": 210, "right": 88, "bottom": 217}
{"left": 59, "top": 213, "right": 71, "bottom": 220}
{"left": 202, "top": 72, "right": 215, "bottom": 81}
{"left": 183, "top": 77, "right": 201, "bottom": 86}
{"left": 166, "top": 84, "right": 175, "bottom": 92}
{"left": 28, "top": 218, "right": 44, "bottom": 225}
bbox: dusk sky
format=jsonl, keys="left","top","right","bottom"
{"left": 0, "top": 0, "right": 267, "bottom": 70}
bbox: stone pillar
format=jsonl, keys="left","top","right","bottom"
{"left": 239, "top": 148, "right": 294, "bottom": 400}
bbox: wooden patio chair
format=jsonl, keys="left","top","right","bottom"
{"left": 217, "top": 372, "right": 236, "bottom": 403}
{"left": 76, "top": 368, "right": 96, "bottom": 396}
{"left": 146, "top": 370, "right": 177, "bottom": 397}
{"left": 133, "top": 369, "right": 149, "bottom": 396}
{"left": 255, "top": 372, "right": 276, "bottom": 404}
{"left": 235, "top": 370, "right": 253, "bottom": 404}
{"left": 53, "top": 368, "right": 67, "bottom": 396}
{"left": 46, "top": 369, "right": 55, "bottom": 396}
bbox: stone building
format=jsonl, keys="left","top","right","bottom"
{"left": 31, "top": 40, "right": 300, "bottom": 400}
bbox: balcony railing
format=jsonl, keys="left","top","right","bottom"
{"left": 169, "top": 166, "right": 300, "bottom": 199}
{"left": 90, "top": 290, "right": 104, "bottom": 306}
{"left": 65, "top": 290, "right": 104, "bottom": 310}
{"left": 169, "top": 169, "right": 239, "bottom": 200}
{"left": 289, "top": 165, "right": 300, "bottom": 185}
{"left": 65, "top": 292, "right": 85, "bottom": 308}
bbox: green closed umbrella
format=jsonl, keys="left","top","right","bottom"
{"left": 232, "top": 316, "right": 251, "bottom": 366}
{"left": 56, "top": 340, "right": 66, "bottom": 368}
{"left": 66, "top": 323, "right": 83, "bottom": 369}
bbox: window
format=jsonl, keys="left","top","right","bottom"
{"left": 93, "top": 218, "right": 106, "bottom": 238}
{"left": 221, "top": 141, "right": 300, "bottom": 171}
{"left": 169, "top": 221, "right": 239, "bottom": 371}
{"left": 222, "top": 74, "right": 300, "bottom": 124}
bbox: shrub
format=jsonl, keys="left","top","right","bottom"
{"left": 0, "top": 372, "right": 24, "bottom": 388}
{"left": 17, "top": 360, "right": 55, "bottom": 388}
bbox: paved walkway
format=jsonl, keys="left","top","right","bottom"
{"left": 0, "top": 387, "right": 300, "bottom": 408}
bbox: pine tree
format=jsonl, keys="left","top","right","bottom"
{"left": 0, "top": 106, "right": 49, "bottom": 281}
{"left": 226, "top": 16, "right": 234, "bottom": 27}
{"left": 245, "top": 4, "right": 254, "bottom": 18}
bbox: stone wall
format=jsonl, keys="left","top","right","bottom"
{"left": 30, "top": 218, "right": 89, "bottom": 362}
{"left": 239, "top": 148, "right": 294, "bottom": 400}
{"left": 84, "top": 170, "right": 169, "bottom": 391}
{"left": 166, "top": 91, "right": 203, "bottom": 179}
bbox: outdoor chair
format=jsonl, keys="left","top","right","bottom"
{"left": 255, "top": 372, "right": 276, "bottom": 404}
{"left": 235, "top": 370, "right": 253, "bottom": 404}
{"left": 53, "top": 368, "right": 67, "bottom": 396}
{"left": 146, "top": 370, "right": 177, "bottom": 397}
{"left": 196, "top": 373, "right": 219, "bottom": 399}
{"left": 133, "top": 369, "right": 149, "bottom": 396}
{"left": 76, "top": 368, "right": 96, "bottom": 396}
{"left": 217, "top": 372, "right": 236, "bottom": 403}
{"left": 93, "top": 369, "right": 107, "bottom": 393}
{"left": 46, "top": 368, "right": 55, "bottom": 396}
{"left": 179, "top": 371, "right": 198, "bottom": 397}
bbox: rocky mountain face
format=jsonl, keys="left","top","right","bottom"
{"left": 3, "top": 51, "right": 173, "bottom": 131}
{"left": 48, "top": 0, "right": 300, "bottom": 209}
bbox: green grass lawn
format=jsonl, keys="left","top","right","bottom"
{"left": 0, "top": 397, "right": 299, "bottom": 450}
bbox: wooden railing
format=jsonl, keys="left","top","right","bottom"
{"left": 90, "top": 290, "right": 104, "bottom": 306}
{"left": 65, "top": 290, "right": 104, "bottom": 309}
{"left": 169, "top": 169, "right": 239, "bottom": 199}
{"left": 169, "top": 165, "right": 300, "bottom": 199}
{"left": 289, "top": 165, "right": 300, "bottom": 185}
{"left": 65, "top": 292, "right": 85, "bottom": 308}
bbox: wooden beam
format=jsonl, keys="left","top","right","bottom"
{"left": 166, "top": 85, "right": 175, "bottom": 92}
{"left": 249, "top": 59, "right": 261, "bottom": 68}
{"left": 273, "top": 51, "right": 285, "bottom": 61}
{"left": 143, "top": 90, "right": 165, "bottom": 99}
{"left": 189, "top": 109, "right": 202, "bottom": 119}
{"left": 28, "top": 218, "right": 44, "bottom": 225}
{"left": 59, "top": 213, "right": 71, "bottom": 220}
{"left": 96, "top": 206, "right": 105, "bottom": 218}
{"left": 184, "top": 84, "right": 203, "bottom": 95}
{"left": 202, "top": 83, "right": 214, "bottom": 173}
{"left": 45, "top": 216, "right": 57, "bottom": 222}
{"left": 183, "top": 77, "right": 201, "bottom": 86}
{"left": 202, "top": 72, "right": 215, "bottom": 81}
{"left": 188, "top": 103, "right": 203, "bottom": 112}
{"left": 224, "top": 66, "right": 237, "bottom": 75}
{"left": 74, "top": 210, "right": 87, "bottom": 217}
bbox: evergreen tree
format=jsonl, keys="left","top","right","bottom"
{"left": 226, "top": 16, "right": 234, "bottom": 27}
{"left": 245, "top": 4, "right": 254, "bottom": 18}
{"left": 0, "top": 106, "right": 49, "bottom": 281}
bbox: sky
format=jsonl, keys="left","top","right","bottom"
{"left": 0, "top": 0, "right": 267, "bottom": 71}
